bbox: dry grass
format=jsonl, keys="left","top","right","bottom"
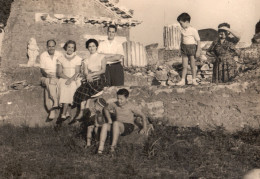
{"left": 0, "top": 122, "right": 259, "bottom": 178}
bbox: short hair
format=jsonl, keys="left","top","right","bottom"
{"left": 117, "top": 88, "right": 129, "bottom": 98}
{"left": 108, "top": 24, "right": 117, "bottom": 32}
{"left": 46, "top": 39, "right": 56, "bottom": 46}
{"left": 177, "top": 13, "right": 191, "bottom": 22}
{"left": 218, "top": 23, "right": 230, "bottom": 29}
{"left": 63, "top": 40, "right": 76, "bottom": 52}
{"left": 85, "top": 39, "right": 99, "bottom": 49}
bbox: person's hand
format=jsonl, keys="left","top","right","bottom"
{"left": 87, "top": 75, "right": 93, "bottom": 82}
{"left": 65, "top": 79, "right": 72, "bottom": 85}
{"left": 195, "top": 50, "right": 201, "bottom": 58}
{"left": 139, "top": 128, "right": 147, "bottom": 135}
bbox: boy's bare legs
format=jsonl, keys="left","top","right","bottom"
{"left": 75, "top": 101, "right": 87, "bottom": 120}
{"left": 98, "top": 123, "right": 111, "bottom": 153}
{"left": 176, "top": 56, "right": 188, "bottom": 86}
{"left": 190, "top": 56, "right": 198, "bottom": 85}
{"left": 87, "top": 125, "right": 94, "bottom": 147}
{"left": 111, "top": 121, "right": 125, "bottom": 151}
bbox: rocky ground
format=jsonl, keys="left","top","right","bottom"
{"left": 0, "top": 61, "right": 259, "bottom": 132}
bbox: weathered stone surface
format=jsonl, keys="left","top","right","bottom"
{"left": 155, "top": 70, "right": 168, "bottom": 81}
{"left": 201, "top": 64, "right": 210, "bottom": 71}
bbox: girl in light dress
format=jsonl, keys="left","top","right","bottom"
{"left": 57, "top": 40, "right": 82, "bottom": 121}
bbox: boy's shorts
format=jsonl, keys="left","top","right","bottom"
{"left": 121, "top": 123, "right": 135, "bottom": 136}
{"left": 181, "top": 44, "right": 197, "bottom": 57}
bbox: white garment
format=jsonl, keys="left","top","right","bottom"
{"left": 97, "top": 39, "right": 124, "bottom": 64}
{"left": 57, "top": 54, "right": 82, "bottom": 104}
{"left": 40, "top": 51, "right": 62, "bottom": 74}
{"left": 180, "top": 26, "right": 200, "bottom": 45}
{"left": 83, "top": 53, "right": 104, "bottom": 72}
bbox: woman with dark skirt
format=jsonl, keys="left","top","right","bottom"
{"left": 206, "top": 23, "right": 240, "bottom": 83}
{"left": 72, "top": 39, "right": 107, "bottom": 121}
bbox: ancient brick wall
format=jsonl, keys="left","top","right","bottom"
{"left": 1, "top": 0, "right": 130, "bottom": 67}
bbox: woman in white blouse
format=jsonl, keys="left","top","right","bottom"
{"left": 73, "top": 39, "right": 107, "bottom": 121}
{"left": 57, "top": 40, "right": 82, "bottom": 121}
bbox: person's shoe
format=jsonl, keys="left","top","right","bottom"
{"left": 46, "top": 117, "right": 54, "bottom": 122}
{"left": 176, "top": 80, "right": 185, "bottom": 86}
{"left": 192, "top": 79, "right": 199, "bottom": 86}
{"left": 110, "top": 146, "right": 116, "bottom": 157}
{"left": 97, "top": 150, "right": 103, "bottom": 155}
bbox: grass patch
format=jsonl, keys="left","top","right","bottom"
{"left": 0, "top": 123, "right": 259, "bottom": 178}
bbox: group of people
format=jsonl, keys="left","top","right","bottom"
{"left": 176, "top": 13, "right": 240, "bottom": 86}
{"left": 39, "top": 13, "right": 241, "bottom": 154}
{"left": 40, "top": 24, "right": 148, "bottom": 154}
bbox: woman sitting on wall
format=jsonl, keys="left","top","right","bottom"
{"left": 72, "top": 39, "right": 107, "bottom": 122}
{"left": 57, "top": 40, "right": 82, "bottom": 121}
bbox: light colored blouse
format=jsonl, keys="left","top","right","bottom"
{"left": 57, "top": 54, "right": 82, "bottom": 78}
{"left": 83, "top": 53, "right": 104, "bottom": 73}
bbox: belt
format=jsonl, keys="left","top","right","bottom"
{"left": 107, "top": 62, "right": 121, "bottom": 66}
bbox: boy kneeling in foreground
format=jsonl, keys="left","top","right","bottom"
{"left": 97, "top": 88, "right": 147, "bottom": 154}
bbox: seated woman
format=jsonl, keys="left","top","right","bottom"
{"left": 73, "top": 39, "right": 107, "bottom": 121}
{"left": 57, "top": 40, "right": 82, "bottom": 121}
{"left": 206, "top": 23, "right": 240, "bottom": 83}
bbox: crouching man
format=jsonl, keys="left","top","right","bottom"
{"left": 40, "top": 39, "right": 62, "bottom": 121}
{"left": 97, "top": 88, "right": 147, "bottom": 154}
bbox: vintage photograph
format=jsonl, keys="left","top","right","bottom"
{"left": 0, "top": 0, "right": 259, "bottom": 178}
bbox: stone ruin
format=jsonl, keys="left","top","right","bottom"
{"left": 1, "top": 0, "right": 142, "bottom": 67}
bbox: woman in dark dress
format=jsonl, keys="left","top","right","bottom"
{"left": 73, "top": 39, "right": 107, "bottom": 120}
{"left": 207, "top": 23, "right": 240, "bottom": 83}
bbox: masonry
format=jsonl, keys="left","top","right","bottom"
{"left": 1, "top": 0, "right": 138, "bottom": 67}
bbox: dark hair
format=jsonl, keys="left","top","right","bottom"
{"left": 177, "top": 13, "right": 191, "bottom": 22}
{"left": 63, "top": 40, "right": 76, "bottom": 52}
{"left": 108, "top": 24, "right": 117, "bottom": 32}
{"left": 218, "top": 23, "right": 230, "bottom": 29}
{"left": 85, "top": 39, "right": 99, "bottom": 48}
{"left": 46, "top": 39, "right": 56, "bottom": 46}
{"left": 117, "top": 88, "right": 129, "bottom": 98}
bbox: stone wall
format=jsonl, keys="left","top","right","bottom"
{"left": 1, "top": 0, "right": 130, "bottom": 67}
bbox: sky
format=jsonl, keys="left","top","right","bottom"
{"left": 118, "top": 0, "right": 260, "bottom": 47}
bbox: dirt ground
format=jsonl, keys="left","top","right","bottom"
{"left": 0, "top": 66, "right": 260, "bottom": 132}
{"left": 0, "top": 66, "right": 259, "bottom": 178}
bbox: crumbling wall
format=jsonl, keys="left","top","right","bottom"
{"left": 1, "top": 0, "right": 129, "bottom": 67}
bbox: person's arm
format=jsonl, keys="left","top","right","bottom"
{"left": 219, "top": 27, "right": 240, "bottom": 43}
{"left": 196, "top": 40, "right": 201, "bottom": 58}
{"left": 194, "top": 28, "right": 201, "bottom": 58}
{"left": 132, "top": 108, "right": 147, "bottom": 134}
{"left": 206, "top": 41, "right": 217, "bottom": 57}
{"left": 57, "top": 64, "right": 69, "bottom": 79}
{"left": 98, "top": 42, "right": 124, "bottom": 63}
{"left": 99, "top": 54, "right": 123, "bottom": 63}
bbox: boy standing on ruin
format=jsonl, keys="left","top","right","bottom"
{"left": 176, "top": 13, "right": 201, "bottom": 86}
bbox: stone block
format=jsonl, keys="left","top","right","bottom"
{"left": 201, "top": 64, "right": 210, "bottom": 71}
{"left": 146, "top": 101, "right": 164, "bottom": 118}
{"left": 155, "top": 70, "right": 168, "bottom": 81}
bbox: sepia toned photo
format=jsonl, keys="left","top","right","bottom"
{"left": 0, "top": 0, "right": 259, "bottom": 178}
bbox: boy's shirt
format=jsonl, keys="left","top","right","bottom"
{"left": 107, "top": 101, "right": 140, "bottom": 124}
{"left": 180, "top": 26, "right": 200, "bottom": 45}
